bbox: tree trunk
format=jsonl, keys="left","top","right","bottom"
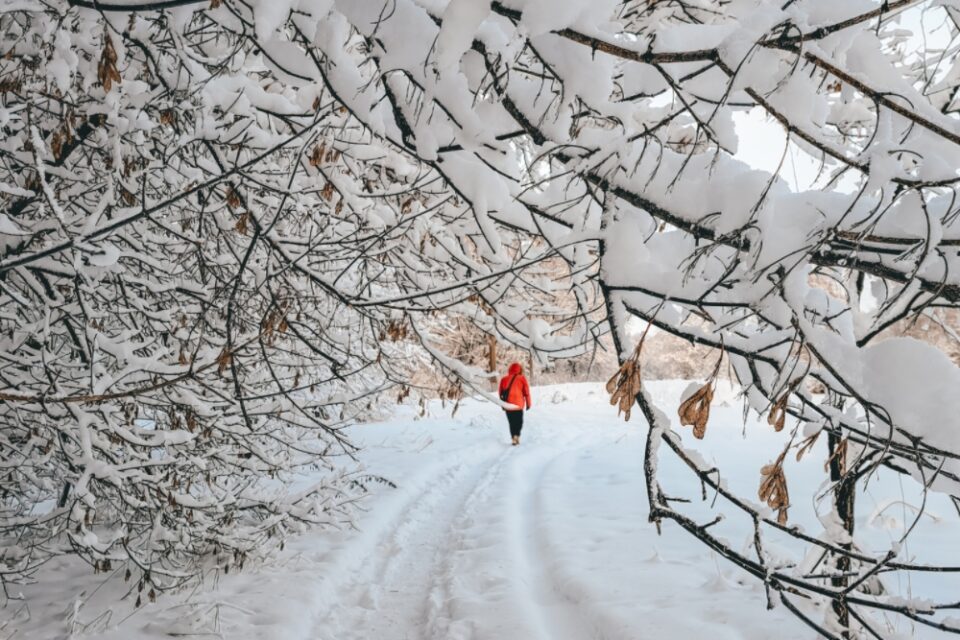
{"left": 487, "top": 334, "right": 498, "bottom": 389}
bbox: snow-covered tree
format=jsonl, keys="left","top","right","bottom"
{"left": 0, "top": 0, "right": 595, "bottom": 598}
{"left": 4, "top": 0, "right": 960, "bottom": 635}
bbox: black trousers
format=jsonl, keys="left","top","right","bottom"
{"left": 506, "top": 411, "right": 524, "bottom": 438}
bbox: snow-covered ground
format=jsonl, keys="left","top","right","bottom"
{"left": 6, "top": 382, "right": 958, "bottom": 639}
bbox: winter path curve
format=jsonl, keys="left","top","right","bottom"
{"left": 307, "top": 384, "right": 809, "bottom": 640}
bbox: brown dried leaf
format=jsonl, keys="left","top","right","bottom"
{"left": 321, "top": 181, "right": 334, "bottom": 202}
{"left": 235, "top": 212, "right": 249, "bottom": 235}
{"left": 607, "top": 361, "right": 640, "bottom": 421}
{"left": 120, "top": 187, "right": 137, "bottom": 206}
{"left": 795, "top": 431, "right": 820, "bottom": 462}
{"left": 759, "top": 453, "right": 790, "bottom": 525}
{"left": 51, "top": 129, "right": 66, "bottom": 161}
{"left": 309, "top": 144, "right": 325, "bottom": 167}
{"left": 0, "top": 78, "right": 22, "bottom": 93}
{"left": 824, "top": 437, "right": 849, "bottom": 475}
{"left": 98, "top": 34, "right": 122, "bottom": 93}
{"left": 226, "top": 187, "right": 242, "bottom": 209}
{"left": 767, "top": 393, "right": 787, "bottom": 432}
{"left": 605, "top": 364, "right": 623, "bottom": 395}
{"left": 678, "top": 384, "right": 713, "bottom": 439}
{"left": 606, "top": 341, "right": 646, "bottom": 421}
{"left": 216, "top": 348, "right": 231, "bottom": 375}
{"left": 383, "top": 320, "right": 408, "bottom": 342}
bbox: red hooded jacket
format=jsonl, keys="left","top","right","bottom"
{"left": 498, "top": 362, "right": 531, "bottom": 411}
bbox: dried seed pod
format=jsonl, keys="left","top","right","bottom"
{"left": 795, "top": 431, "right": 820, "bottom": 462}
{"left": 825, "top": 437, "right": 848, "bottom": 475}
{"left": 216, "top": 348, "right": 232, "bottom": 375}
{"left": 309, "top": 143, "right": 325, "bottom": 167}
{"left": 768, "top": 393, "right": 787, "bottom": 432}
{"left": 759, "top": 453, "right": 790, "bottom": 525}
{"left": 98, "top": 35, "right": 121, "bottom": 92}
{"left": 678, "top": 383, "right": 713, "bottom": 439}
{"left": 677, "top": 351, "right": 722, "bottom": 439}
{"left": 607, "top": 356, "right": 642, "bottom": 421}
{"left": 234, "top": 212, "right": 249, "bottom": 235}
{"left": 321, "top": 181, "right": 335, "bottom": 201}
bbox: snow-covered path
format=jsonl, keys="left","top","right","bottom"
{"left": 14, "top": 382, "right": 958, "bottom": 640}
{"left": 307, "top": 384, "right": 809, "bottom": 640}
{"left": 321, "top": 430, "right": 614, "bottom": 640}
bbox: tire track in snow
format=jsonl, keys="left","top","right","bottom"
{"left": 313, "top": 443, "right": 510, "bottom": 640}
{"left": 504, "top": 441, "right": 612, "bottom": 640}
{"left": 314, "top": 424, "right": 633, "bottom": 640}
{"left": 421, "top": 441, "right": 519, "bottom": 639}
{"left": 423, "top": 428, "right": 609, "bottom": 640}
{"left": 519, "top": 443, "right": 643, "bottom": 640}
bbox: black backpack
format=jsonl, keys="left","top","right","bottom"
{"left": 499, "top": 375, "right": 518, "bottom": 403}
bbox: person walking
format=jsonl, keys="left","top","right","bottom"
{"left": 498, "top": 362, "right": 532, "bottom": 446}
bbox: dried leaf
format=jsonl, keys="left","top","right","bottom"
{"left": 98, "top": 34, "right": 122, "bottom": 92}
{"left": 759, "top": 452, "right": 790, "bottom": 525}
{"left": 0, "top": 78, "right": 22, "bottom": 93}
{"left": 309, "top": 144, "right": 325, "bottom": 167}
{"left": 120, "top": 186, "right": 137, "bottom": 206}
{"left": 678, "top": 384, "right": 713, "bottom": 439}
{"left": 768, "top": 393, "right": 787, "bottom": 432}
{"left": 382, "top": 320, "right": 407, "bottom": 342}
{"left": 216, "top": 348, "right": 231, "bottom": 375}
{"left": 321, "top": 181, "right": 334, "bottom": 202}
{"left": 235, "top": 212, "right": 249, "bottom": 235}
{"left": 51, "top": 127, "right": 69, "bottom": 161}
{"left": 825, "top": 437, "right": 849, "bottom": 475}
{"left": 606, "top": 346, "right": 643, "bottom": 422}
{"left": 795, "top": 431, "right": 820, "bottom": 462}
